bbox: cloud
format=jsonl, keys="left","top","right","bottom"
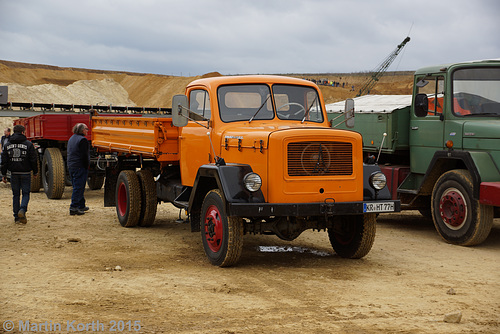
{"left": 0, "top": 0, "right": 498, "bottom": 75}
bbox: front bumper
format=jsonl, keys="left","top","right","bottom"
{"left": 228, "top": 200, "right": 400, "bottom": 217}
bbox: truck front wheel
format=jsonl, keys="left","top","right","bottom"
{"left": 116, "top": 170, "right": 142, "bottom": 227}
{"left": 200, "top": 189, "right": 243, "bottom": 267}
{"left": 328, "top": 213, "right": 376, "bottom": 259}
{"left": 431, "top": 169, "right": 493, "bottom": 246}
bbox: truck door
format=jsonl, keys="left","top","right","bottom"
{"left": 409, "top": 75, "right": 445, "bottom": 174}
{"left": 179, "top": 89, "right": 211, "bottom": 187}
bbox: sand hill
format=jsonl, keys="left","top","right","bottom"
{"left": 0, "top": 59, "right": 413, "bottom": 129}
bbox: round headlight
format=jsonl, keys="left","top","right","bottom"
{"left": 369, "top": 171, "right": 387, "bottom": 190}
{"left": 243, "top": 172, "right": 262, "bottom": 192}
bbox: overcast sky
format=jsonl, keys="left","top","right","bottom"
{"left": 1, "top": 0, "right": 499, "bottom": 76}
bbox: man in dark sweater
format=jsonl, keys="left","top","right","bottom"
{"left": 1, "top": 124, "right": 38, "bottom": 224}
{"left": 67, "top": 123, "right": 90, "bottom": 215}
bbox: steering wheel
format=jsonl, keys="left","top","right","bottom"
{"left": 277, "top": 102, "right": 306, "bottom": 116}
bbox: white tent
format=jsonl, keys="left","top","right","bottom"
{"left": 326, "top": 95, "right": 412, "bottom": 113}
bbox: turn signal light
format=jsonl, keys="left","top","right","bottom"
{"left": 446, "top": 140, "right": 454, "bottom": 148}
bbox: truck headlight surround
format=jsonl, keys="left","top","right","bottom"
{"left": 243, "top": 172, "right": 262, "bottom": 192}
{"left": 369, "top": 171, "right": 387, "bottom": 190}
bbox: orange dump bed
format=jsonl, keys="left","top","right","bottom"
{"left": 91, "top": 116, "right": 180, "bottom": 163}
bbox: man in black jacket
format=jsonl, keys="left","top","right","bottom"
{"left": 1, "top": 124, "right": 38, "bottom": 224}
{"left": 67, "top": 123, "right": 90, "bottom": 215}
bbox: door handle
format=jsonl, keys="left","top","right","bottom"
{"left": 411, "top": 126, "right": 419, "bottom": 130}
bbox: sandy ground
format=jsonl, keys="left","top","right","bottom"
{"left": 1, "top": 182, "right": 499, "bottom": 334}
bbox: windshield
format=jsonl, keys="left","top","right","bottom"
{"left": 452, "top": 67, "right": 500, "bottom": 116}
{"left": 217, "top": 83, "right": 323, "bottom": 123}
{"left": 273, "top": 84, "right": 323, "bottom": 122}
{"left": 218, "top": 84, "right": 274, "bottom": 122}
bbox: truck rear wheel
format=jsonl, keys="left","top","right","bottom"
{"left": 42, "top": 148, "right": 65, "bottom": 199}
{"left": 30, "top": 158, "right": 42, "bottom": 192}
{"left": 431, "top": 169, "right": 493, "bottom": 245}
{"left": 87, "top": 174, "right": 105, "bottom": 190}
{"left": 328, "top": 213, "right": 376, "bottom": 259}
{"left": 116, "top": 170, "right": 142, "bottom": 227}
{"left": 200, "top": 189, "right": 243, "bottom": 267}
{"left": 136, "top": 169, "right": 157, "bottom": 227}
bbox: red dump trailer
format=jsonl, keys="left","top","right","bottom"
{"left": 14, "top": 114, "right": 105, "bottom": 198}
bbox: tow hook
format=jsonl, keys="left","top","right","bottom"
{"left": 321, "top": 198, "right": 336, "bottom": 219}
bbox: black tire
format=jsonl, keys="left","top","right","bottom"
{"left": 30, "top": 158, "right": 42, "bottom": 192}
{"left": 431, "top": 169, "right": 493, "bottom": 246}
{"left": 328, "top": 213, "right": 376, "bottom": 259}
{"left": 200, "top": 189, "right": 243, "bottom": 267}
{"left": 115, "top": 170, "right": 142, "bottom": 227}
{"left": 87, "top": 173, "right": 105, "bottom": 190}
{"left": 42, "top": 148, "right": 65, "bottom": 199}
{"left": 136, "top": 169, "right": 157, "bottom": 227}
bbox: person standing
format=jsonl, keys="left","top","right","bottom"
{"left": 1, "top": 124, "right": 38, "bottom": 224}
{"left": 1, "top": 127, "right": 11, "bottom": 150}
{"left": 0, "top": 127, "right": 11, "bottom": 170}
{"left": 67, "top": 123, "right": 90, "bottom": 215}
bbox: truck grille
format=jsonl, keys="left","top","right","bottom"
{"left": 287, "top": 141, "right": 353, "bottom": 176}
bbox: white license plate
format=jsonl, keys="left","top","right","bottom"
{"left": 363, "top": 202, "right": 395, "bottom": 213}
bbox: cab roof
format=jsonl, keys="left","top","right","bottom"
{"left": 187, "top": 75, "right": 317, "bottom": 90}
{"left": 415, "top": 59, "right": 500, "bottom": 76}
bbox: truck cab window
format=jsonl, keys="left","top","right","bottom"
{"left": 273, "top": 84, "right": 323, "bottom": 122}
{"left": 218, "top": 84, "right": 273, "bottom": 122}
{"left": 416, "top": 76, "right": 444, "bottom": 115}
{"left": 452, "top": 68, "right": 500, "bottom": 116}
{"left": 189, "top": 90, "right": 211, "bottom": 120}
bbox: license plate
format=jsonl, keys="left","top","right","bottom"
{"left": 363, "top": 202, "right": 395, "bottom": 213}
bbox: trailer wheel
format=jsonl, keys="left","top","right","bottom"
{"left": 87, "top": 174, "right": 105, "bottom": 190}
{"left": 328, "top": 213, "right": 376, "bottom": 259}
{"left": 42, "top": 148, "right": 65, "bottom": 199}
{"left": 30, "top": 158, "right": 42, "bottom": 192}
{"left": 116, "top": 170, "right": 142, "bottom": 227}
{"left": 200, "top": 189, "right": 243, "bottom": 267}
{"left": 431, "top": 169, "right": 493, "bottom": 246}
{"left": 136, "top": 169, "right": 157, "bottom": 227}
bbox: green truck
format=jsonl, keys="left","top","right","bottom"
{"left": 328, "top": 59, "right": 500, "bottom": 246}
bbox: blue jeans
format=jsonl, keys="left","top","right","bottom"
{"left": 10, "top": 173, "right": 31, "bottom": 218}
{"left": 69, "top": 167, "right": 88, "bottom": 210}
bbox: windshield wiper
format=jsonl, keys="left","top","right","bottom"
{"left": 249, "top": 95, "right": 271, "bottom": 123}
{"left": 301, "top": 96, "right": 318, "bottom": 123}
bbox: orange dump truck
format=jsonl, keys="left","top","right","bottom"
{"left": 92, "top": 75, "right": 400, "bottom": 266}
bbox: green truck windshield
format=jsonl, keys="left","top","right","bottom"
{"left": 452, "top": 68, "right": 500, "bottom": 116}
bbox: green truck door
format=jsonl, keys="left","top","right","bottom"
{"left": 409, "top": 114, "right": 444, "bottom": 174}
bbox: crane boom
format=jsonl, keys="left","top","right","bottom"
{"left": 356, "top": 36, "right": 410, "bottom": 97}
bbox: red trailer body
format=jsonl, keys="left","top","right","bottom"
{"left": 14, "top": 114, "right": 91, "bottom": 141}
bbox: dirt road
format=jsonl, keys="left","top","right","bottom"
{"left": 1, "top": 183, "right": 499, "bottom": 333}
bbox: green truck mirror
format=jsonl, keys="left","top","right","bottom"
{"left": 414, "top": 94, "right": 428, "bottom": 117}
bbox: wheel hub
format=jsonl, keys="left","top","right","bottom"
{"left": 204, "top": 205, "right": 222, "bottom": 252}
{"left": 439, "top": 188, "right": 467, "bottom": 229}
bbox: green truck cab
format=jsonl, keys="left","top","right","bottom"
{"left": 328, "top": 59, "right": 500, "bottom": 246}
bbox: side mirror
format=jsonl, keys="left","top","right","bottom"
{"left": 344, "top": 98, "right": 355, "bottom": 128}
{"left": 0, "top": 86, "right": 7, "bottom": 104}
{"left": 172, "top": 95, "right": 189, "bottom": 127}
{"left": 414, "top": 94, "right": 429, "bottom": 117}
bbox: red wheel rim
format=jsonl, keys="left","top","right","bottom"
{"left": 204, "top": 205, "right": 223, "bottom": 252}
{"left": 439, "top": 188, "right": 467, "bottom": 230}
{"left": 117, "top": 182, "right": 127, "bottom": 216}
